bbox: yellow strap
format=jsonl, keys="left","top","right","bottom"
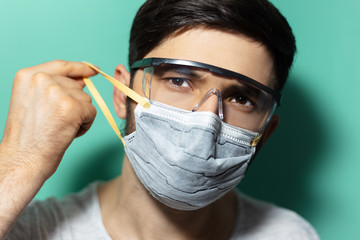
{"left": 83, "top": 77, "right": 125, "bottom": 146}
{"left": 82, "top": 62, "right": 150, "bottom": 146}
{"left": 83, "top": 62, "right": 150, "bottom": 109}
{"left": 250, "top": 133, "right": 263, "bottom": 147}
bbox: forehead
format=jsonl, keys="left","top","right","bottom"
{"left": 144, "top": 27, "right": 275, "bottom": 88}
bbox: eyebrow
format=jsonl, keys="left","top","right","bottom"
{"left": 154, "top": 65, "right": 203, "bottom": 79}
{"left": 222, "top": 83, "right": 262, "bottom": 100}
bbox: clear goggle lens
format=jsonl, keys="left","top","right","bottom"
{"left": 141, "top": 64, "right": 277, "bottom": 132}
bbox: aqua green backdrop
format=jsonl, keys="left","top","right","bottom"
{"left": 1, "top": 1, "right": 359, "bottom": 239}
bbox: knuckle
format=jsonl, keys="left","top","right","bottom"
{"left": 85, "top": 104, "right": 97, "bottom": 123}
{"left": 59, "top": 97, "right": 77, "bottom": 115}
{"left": 84, "top": 93, "right": 92, "bottom": 103}
{"left": 28, "top": 72, "right": 51, "bottom": 88}
{"left": 88, "top": 103, "right": 97, "bottom": 115}
{"left": 91, "top": 105, "right": 97, "bottom": 117}
{"left": 15, "top": 68, "right": 30, "bottom": 81}
{"left": 51, "top": 59, "right": 67, "bottom": 66}
{"left": 46, "top": 83, "right": 62, "bottom": 96}
{"left": 32, "top": 72, "right": 50, "bottom": 83}
{"left": 52, "top": 59, "right": 71, "bottom": 71}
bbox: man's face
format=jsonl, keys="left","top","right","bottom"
{"left": 126, "top": 27, "right": 275, "bottom": 133}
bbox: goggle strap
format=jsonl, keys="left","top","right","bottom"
{"left": 83, "top": 77, "right": 125, "bottom": 146}
{"left": 83, "top": 62, "right": 150, "bottom": 109}
{"left": 82, "top": 62, "right": 150, "bottom": 146}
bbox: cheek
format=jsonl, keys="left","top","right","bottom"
{"left": 125, "top": 97, "right": 137, "bottom": 135}
{"left": 125, "top": 72, "right": 144, "bottom": 135}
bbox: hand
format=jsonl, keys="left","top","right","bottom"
{"left": 0, "top": 60, "right": 99, "bottom": 238}
{"left": 1, "top": 60, "right": 98, "bottom": 179}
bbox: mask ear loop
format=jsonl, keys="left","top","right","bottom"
{"left": 82, "top": 62, "right": 150, "bottom": 146}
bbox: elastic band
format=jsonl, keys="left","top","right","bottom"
{"left": 83, "top": 62, "right": 150, "bottom": 109}
{"left": 82, "top": 62, "right": 150, "bottom": 145}
{"left": 83, "top": 77, "right": 125, "bottom": 145}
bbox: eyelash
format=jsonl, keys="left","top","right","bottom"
{"left": 230, "top": 96, "right": 252, "bottom": 105}
{"left": 227, "top": 94, "right": 256, "bottom": 111}
{"left": 166, "top": 77, "right": 192, "bottom": 89}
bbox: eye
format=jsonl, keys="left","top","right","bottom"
{"left": 167, "top": 77, "right": 191, "bottom": 89}
{"left": 230, "top": 96, "right": 254, "bottom": 107}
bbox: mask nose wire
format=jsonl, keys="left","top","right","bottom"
{"left": 191, "top": 88, "right": 224, "bottom": 120}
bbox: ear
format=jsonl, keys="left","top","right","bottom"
{"left": 113, "top": 64, "right": 130, "bottom": 119}
{"left": 256, "top": 114, "right": 279, "bottom": 151}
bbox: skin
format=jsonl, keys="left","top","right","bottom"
{"left": 0, "top": 27, "right": 278, "bottom": 239}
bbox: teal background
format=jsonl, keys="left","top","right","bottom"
{"left": 0, "top": 1, "right": 359, "bottom": 239}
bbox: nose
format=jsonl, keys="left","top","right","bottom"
{"left": 192, "top": 88, "right": 224, "bottom": 120}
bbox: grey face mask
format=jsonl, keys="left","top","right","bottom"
{"left": 124, "top": 100, "right": 259, "bottom": 211}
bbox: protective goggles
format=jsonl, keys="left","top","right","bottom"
{"left": 83, "top": 58, "right": 281, "bottom": 146}
{"left": 131, "top": 58, "right": 281, "bottom": 132}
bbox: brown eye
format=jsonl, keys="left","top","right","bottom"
{"left": 230, "top": 96, "right": 253, "bottom": 106}
{"left": 167, "top": 77, "right": 191, "bottom": 88}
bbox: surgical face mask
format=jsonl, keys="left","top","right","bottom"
{"left": 124, "top": 100, "right": 258, "bottom": 210}
{"left": 83, "top": 61, "right": 264, "bottom": 210}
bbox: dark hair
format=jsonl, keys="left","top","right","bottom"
{"left": 129, "top": 0, "right": 296, "bottom": 91}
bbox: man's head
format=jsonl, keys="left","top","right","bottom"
{"left": 110, "top": 0, "right": 296, "bottom": 210}
{"left": 114, "top": 0, "right": 295, "bottom": 141}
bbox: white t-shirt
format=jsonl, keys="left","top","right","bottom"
{"left": 7, "top": 182, "right": 319, "bottom": 239}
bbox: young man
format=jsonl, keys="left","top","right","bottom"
{"left": 1, "top": 0, "right": 319, "bottom": 239}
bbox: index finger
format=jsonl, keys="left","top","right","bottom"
{"left": 26, "top": 60, "right": 99, "bottom": 78}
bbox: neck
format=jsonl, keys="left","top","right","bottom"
{"left": 98, "top": 156, "right": 238, "bottom": 240}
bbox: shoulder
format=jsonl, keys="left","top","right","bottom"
{"left": 231, "top": 191, "right": 320, "bottom": 240}
{"left": 8, "top": 182, "right": 110, "bottom": 240}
